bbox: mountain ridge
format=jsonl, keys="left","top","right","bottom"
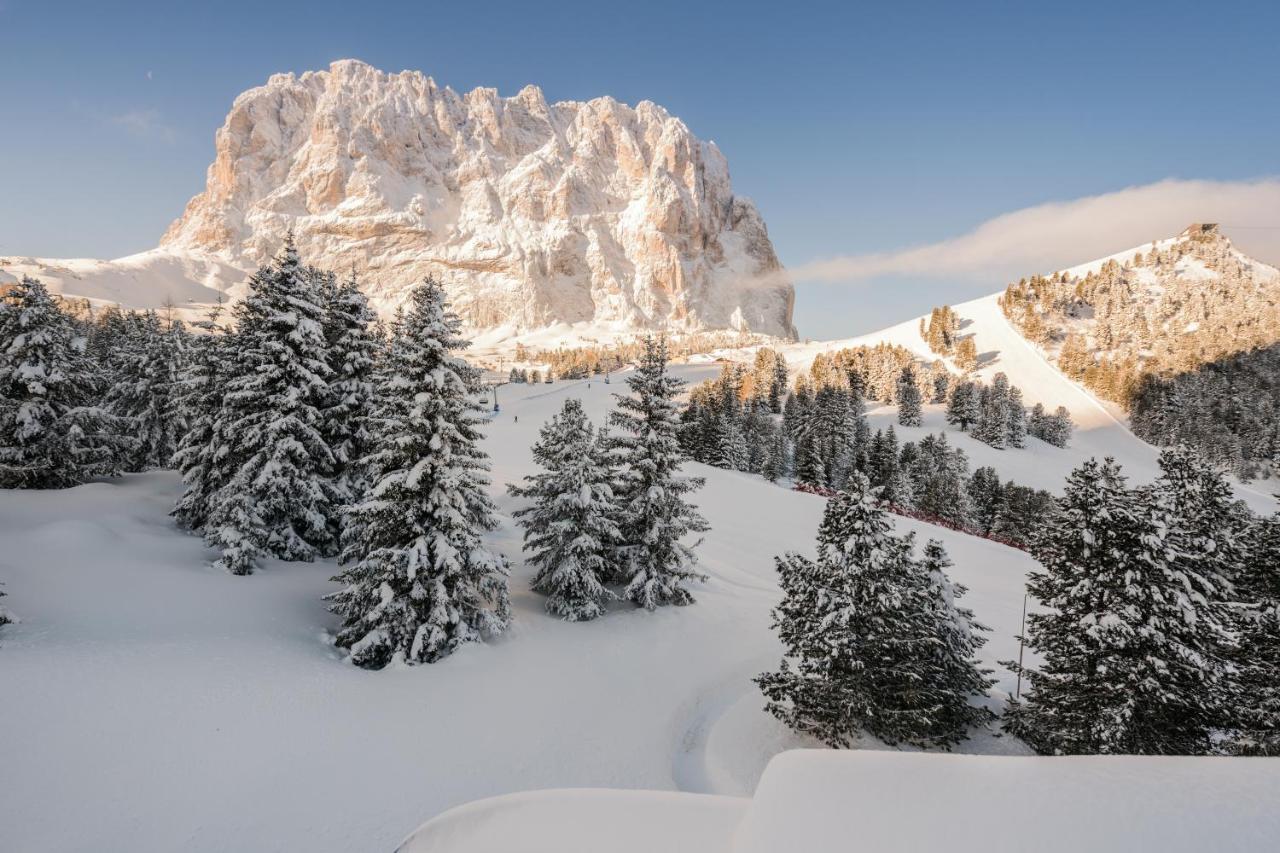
{"left": 162, "top": 59, "right": 796, "bottom": 338}
{"left": 3, "top": 59, "right": 797, "bottom": 343}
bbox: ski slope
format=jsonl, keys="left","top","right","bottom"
{"left": 0, "top": 368, "right": 1042, "bottom": 853}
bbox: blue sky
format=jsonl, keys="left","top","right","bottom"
{"left": 2, "top": 0, "right": 1278, "bottom": 337}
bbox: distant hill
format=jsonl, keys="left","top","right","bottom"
{"left": 999, "top": 223, "right": 1280, "bottom": 479}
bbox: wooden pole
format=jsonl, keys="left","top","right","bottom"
{"left": 1015, "top": 593, "right": 1028, "bottom": 700}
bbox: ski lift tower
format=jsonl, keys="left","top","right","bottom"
{"left": 485, "top": 377, "right": 509, "bottom": 413}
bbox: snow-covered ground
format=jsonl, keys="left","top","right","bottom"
{"left": 1, "top": 296, "right": 1275, "bottom": 850}
{"left": 0, "top": 249, "right": 249, "bottom": 323}
{"left": 0, "top": 367, "right": 1045, "bottom": 852}
{"left": 398, "top": 750, "right": 1280, "bottom": 852}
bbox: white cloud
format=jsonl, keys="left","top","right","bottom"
{"left": 109, "top": 109, "right": 177, "bottom": 144}
{"left": 792, "top": 178, "right": 1280, "bottom": 285}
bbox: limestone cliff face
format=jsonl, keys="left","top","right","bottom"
{"left": 161, "top": 59, "right": 796, "bottom": 339}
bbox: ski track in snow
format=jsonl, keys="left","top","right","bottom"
{"left": 669, "top": 665, "right": 762, "bottom": 795}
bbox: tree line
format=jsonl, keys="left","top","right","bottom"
{"left": 678, "top": 352, "right": 1067, "bottom": 549}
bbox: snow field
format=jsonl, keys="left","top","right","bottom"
{"left": 0, "top": 368, "right": 1044, "bottom": 853}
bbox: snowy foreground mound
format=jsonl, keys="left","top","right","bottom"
{"left": 400, "top": 750, "right": 1280, "bottom": 853}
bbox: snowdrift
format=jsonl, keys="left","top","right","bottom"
{"left": 401, "top": 749, "right": 1280, "bottom": 853}
{"left": 396, "top": 788, "right": 747, "bottom": 853}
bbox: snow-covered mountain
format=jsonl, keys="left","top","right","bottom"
{"left": 2, "top": 60, "right": 795, "bottom": 342}
{"left": 1000, "top": 223, "right": 1280, "bottom": 383}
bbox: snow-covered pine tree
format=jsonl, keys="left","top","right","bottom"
{"left": 592, "top": 421, "right": 630, "bottom": 583}
{"left": 792, "top": 417, "right": 825, "bottom": 487}
{"left": 1006, "top": 456, "right": 1234, "bottom": 755}
{"left": 967, "top": 465, "right": 1004, "bottom": 535}
{"left": 0, "top": 276, "right": 128, "bottom": 488}
{"left": 813, "top": 384, "right": 857, "bottom": 487}
{"left": 610, "top": 336, "right": 708, "bottom": 609}
{"left": 928, "top": 360, "right": 952, "bottom": 403}
{"left": 678, "top": 383, "right": 717, "bottom": 463}
{"left": 761, "top": 422, "right": 790, "bottom": 482}
{"left": 849, "top": 412, "right": 873, "bottom": 479}
{"left": 896, "top": 365, "right": 923, "bottom": 427}
{"left": 771, "top": 350, "right": 789, "bottom": 413}
{"left": 916, "top": 538, "right": 997, "bottom": 738}
{"left": 972, "top": 374, "right": 1010, "bottom": 448}
{"left": 756, "top": 474, "right": 993, "bottom": 748}
{"left": 906, "top": 432, "right": 972, "bottom": 528}
{"left": 1236, "top": 512, "right": 1280, "bottom": 754}
{"left": 321, "top": 269, "right": 379, "bottom": 500}
{"left": 86, "top": 303, "right": 130, "bottom": 365}
{"left": 867, "top": 427, "right": 901, "bottom": 500}
{"left": 327, "top": 278, "right": 510, "bottom": 668}
{"left": 707, "top": 365, "right": 748, "bottom": 471}
{"left": 1028, "top": 402, "right": 1075, "bottom": 447}
{"left": 741, "top": 405, "right": 772, "bottom": 475}
{"left": 509, "top": 398, "right": 619, "bottom": 621}
{"left": 1027, "top": 402, "right": 1046, "bottom": 440}
{"left": 954, "top": 337, "right": 978, "bottom": 373}
{"left": 1005, "top": 384, "right": 1027, "bottom": 448}
{"left": 990, "top": 483, "right": 1056, "bottom": 548}
{"left": 201, "top": 239, "right": 341, "bottom": 574}
{"left": 1150, "top": 446, "right": 1246, "bottom": 732}
{"left": 1152, "top": 446, "right": 1248, "bottom": 583}
{"left": 785, "top": 376, "right": 833, "bottom": 487}
{"left": 104, "top": 310, "right": 188, "bottom": 471}
{"left": 782, "top": 376, "right": 808, "bottom": 437}
{"left": 1049, "top": 406, "right": 1074, "bottom": 448}
{"left": 945, "top": 380, "right": 979, "bottom": 431}
{"left": 171, "top": 304, "right": 229, "bottom": 532}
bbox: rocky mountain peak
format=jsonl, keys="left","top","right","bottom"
{"left": 160, "top": 60, "right": 796, "bottom": 340}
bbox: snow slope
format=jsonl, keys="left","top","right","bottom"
{"left": 767, "top": 293, "right": 1277, "bottom": 512}
{"left": 0, "top": 367, "right": 1044, "bottom": 853}
{"left": 0, "top": 250, "right": 249, "bottom": 322}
